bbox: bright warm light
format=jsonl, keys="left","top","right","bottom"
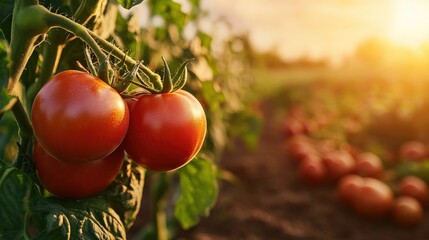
{"left": 388, "top": 0, "right": 429, "bottom": 48}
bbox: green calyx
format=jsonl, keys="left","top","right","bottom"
{"left": 159, "top": 57, "right": 193, "bottom": 94}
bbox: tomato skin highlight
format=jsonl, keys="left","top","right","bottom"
{"left": 32, "top": 70, "right": 129, "bottom": 163}
{"left": 34, "top": 143, "right": 124, "bottom": 199}
{"left": 123, "top": 90, "right": 207, "bottom": 171}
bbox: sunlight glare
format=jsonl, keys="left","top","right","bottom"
{"left": 388, "top": 0, "right": 429, "bottom": 48}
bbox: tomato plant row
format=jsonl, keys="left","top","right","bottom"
{"left": 281, "top": 78, "right": 429, "bottom": 227}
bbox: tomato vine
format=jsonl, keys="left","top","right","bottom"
{"left": 0, "top": 0, "right": 260, "bottom": 239}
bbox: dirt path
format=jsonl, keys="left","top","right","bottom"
{"left": 177, "top": 100, "right": 429, "bottom": 240}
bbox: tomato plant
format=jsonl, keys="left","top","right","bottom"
{"left": 0, "top": 0, "right": 259, "bottom": 239}
{"left": 32, "top": 70, "right": 129, "bottom": 163}
{"left": 124, "top": 90, "right": 206, "bottom": 171}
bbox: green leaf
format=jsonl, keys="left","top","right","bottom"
{"left": 31, "top": 197, "right": 127, "bottom": 240}
{"left": 103, "top": 158, "right": 145, "bottom": 230}
{"left": 395, "top": 160, "right": 429, "bottom": 183}
{"left": 115, "top": 0, "right": 145, "bottom": 9}
{"left": 0, "top": 161, "right": 32, "bottom": 239}
{"left": 148, "top": 0, "right": 187, "bottom": 32}
{"left": 174, "top": 158, "right": 218, "bottom": 229}
{"left": 113, "top": 10, "right": 139, "bottom": 54}
{"left": 29, "top": 158, "right": 145, "bottom": 238}
{"left": 0, "top": 30, "right": 15, "bottom": 114}
{"left": 229, "top": 109, "right": 263, "bottom": 150}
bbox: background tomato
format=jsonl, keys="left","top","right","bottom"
{"left": 32, "top": 70, "right": 129, "bottom": 163}
{"left": 298, "top": 157, "right": 326, "bottom": 185}
{"left": 352, "top": 178, "right": 393, "bottom": 218}
{"left": 399, "top": 141, "right": 427, "bottom": 162}
{"left": 336, "top": 174, "right": 364, "bottom": 206}
{"left": 398, "top": 176, "right": 429, "bottom": 206}
{"left": 354, "top": 152, "right": 383, "bottom": 178}
{"left": 123, "top": 90, "right": 206, "bottom": 171}
{"left": 34, "top": 143, "right": 124, "bottom": 199}
{"left": 392, "top": 196, "right": 423, "bottom": 226}
{"left": 322, "top": 150, "right": 355, "bottom": 181}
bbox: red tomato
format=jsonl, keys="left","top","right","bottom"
{"left": 353, "top": 178, "right": 394, "bottom": 218}
{"left": 336, "top": 174, "right": 364, "bottom": 206}
{"left": 34, "top": 143, "right": 124, "bottom": 199}
{"left": 354, "top": 152, "right": 383, "bottom": 178}
{"left": 283, "top": 117, "right": 305, "bottom": 137}
{"left": 392, "top": 196, "right": 423, "bottom": 226}
{"left": 398, "top": 176, "right": 429, "bottom": 206}
{"left": 286, "top": 137, "right": 318, "bottom": 163}
{"left": 298, "top": 157, "right": 326, "bottom": 185}
{"left": 32, "top": 70, "right": 129, "bottom": 163}
{"left": 322, "top": 150, "right": 355, "bottom": 181}
{"left": 123, "top": 90, "right": 206, "bottom": 171}
{"left": 399, "top": 141, "right": 427, "bottom": 162}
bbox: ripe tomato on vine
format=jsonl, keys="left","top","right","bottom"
{"left": 123, "top": 90, "right": 207, "bottom": 171}
{"left": 32, "top": 70, "right": 129, "bottom": 163}
{"left": 34, "top": 143, "right": 125, "bottom": 199}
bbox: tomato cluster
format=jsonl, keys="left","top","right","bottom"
{"left": 284, "top": 109, "right": 429, "bottom": 227}
{"left": 32, "top": 71, "right": 207, "bottom": 199}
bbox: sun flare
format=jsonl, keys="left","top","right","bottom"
{"left": 388, "top": 0, "right": 429, "bottom": 48}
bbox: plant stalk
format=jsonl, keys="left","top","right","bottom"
{"left": 11, "top": 99, "right": 33, "bottom": 170}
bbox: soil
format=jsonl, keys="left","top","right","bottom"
{"left": 175, "top": 99, "right": 429, "bottom": 240}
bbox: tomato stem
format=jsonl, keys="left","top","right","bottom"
{"left": 27, "top": 31, "right": 65, "bottom": 108}
{"left": 11, "top": 99, "right": 34, "bottom": 171}
{"left": 43, "top": 5, "right": 163, "bottom": 91}
{"left": 8, "top": 0, "right": 65, "bottom": 94}
{"left": 84, "top": 45, "right": 98, "bottom": 76}
{"left": 43, "top": 9, "right": 107, "bottom": 64}
{"left": 11, "top": 99, "right": 33, "bottom": 139}
{"left": 88, "top": 31, "right": 163, "bottom": 91}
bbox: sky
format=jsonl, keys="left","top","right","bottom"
{"left": 129, "top": 0, "right": 429, "bottom": 65}
{"left": 200, "top": 0, "right": 429, "bottom": 65}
